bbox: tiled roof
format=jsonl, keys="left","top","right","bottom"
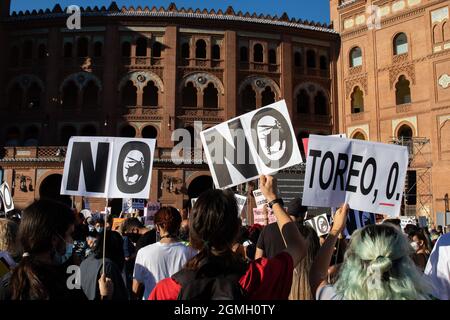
{"left": 6, "top": 2, "right": 337, "bottom": 34}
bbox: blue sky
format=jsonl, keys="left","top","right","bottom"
{"left": 10, "top": 0, "right": 331, "bottom": 24}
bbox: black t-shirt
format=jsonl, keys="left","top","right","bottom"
{"left": 135, "top": 229, "right": 157, "bottom": 253}
{"left": 256, "top": 223, "right": 286, "bottom": 259}
{"left": 0, "top": 263, "right": 87, "bottom": 300}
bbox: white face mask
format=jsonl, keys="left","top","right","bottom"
{"left": 410, "top": 241, "right": 419, "bottom": 252}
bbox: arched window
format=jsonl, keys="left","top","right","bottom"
{"left": 143, "top": 81, "right": 158, "bottom": 107}
{"left": 203, "top": 83, "right": 218, "bottom": 108}
{"left": 393, "top": 33, "right": 408, "bottom": 55}
{"left": 182, "top": 82, "right": 197, "bottom": 107}
{"left": 352, "top": 132, "right": 366, "bottom": 140}
{"left": 433, "top": 24, "right": 443, "bottom": 44}
{"left": 60, "top": 125, "right": 77, "bottom": 145}
{"left": 296, "top": 89, "right": 309, "bottom": 114}
{"left": 80, "top": 125, "right": 97, "bottom": 137}
{"left": 240, "top": 46, "right": 248, "bottom": 62}
{"left": 320, "top": 55, "right": 328, "bottom": 70}
{"left": 253, "top": 44, "right": 263, "bottom": 62}
{"left": 351, "top": 86, "right": 364, "bottom": 114}
{"left": 26, "top": 83, "right": 42, "bottom": 109}
{"left": 23, "top": 40, "right": 33, "bottom": 60}
{"left": 10, "top": 46, "right": 20, "bottom": 67}
{"left": 397, "top": 124, "right": 414, "bottom": 154}
{"left": 38, "top": 44, "right": 47, "bottom": 59}
{"left": 121, "top": 81, "right": 137, "bottom": 106}
{"left": 212, "top": 44, "right": 220, "bottom": 60}
{"left": 63, "top": 81, "right": 78, "bottom": 108}
{"left": 64, "top": 42, "right": 73, "bottom": 58}
{"left": 314, "top": 91, "right": 327, "bottom": 115}
{"left": 195, "top": 39, "right": 207, "bottom": 59}
{"left": 5, "top": 127, "right": 20, "bottom": 146}
{"left": 395, "top": 75, "right": 411, "bottom": 105}
{"left": 152, "top": 41, "right": 162, "bottom": 58}
{"left": 241, "top": 85, "right": 256, "bottom": 110}
{"left": 93, "top": 41, "right": 103, "bottom": 57}
{"left": 83, "top": 81, "right": 99, "bottom": 108}
{"left": 350, "top": 47, "right": 362, "bottom": 67}
{"left": 181, "top": 42, "right": 190, "bottom": 59}
{"left": 9, "top": 83, "right": 23, "bottom": 109}
{"left": 397, "top": 124, "right": 413, "bottom": 139}
{"left": 142, "top": 125, "right": 158, "bottom": 139}
{"left": 136, "top": 37, "right": 147, "bottom": 57}
{"left": 77, "top": 37, "right": 89, "bottom": 57}
{"left": 24, "top": 126, "right": 39, "bottom": 146}
{"left": 294, "top": 52, "right": 302, "bottom": 67}
{"left": 269, "top": 49, "right": 277, "bottom": 64}
{"left": 122, "top": 41, "right": 131, "bottom": 57}
{"left": 262, "top": 87, "right": 275, "bottom": 106}
{"left": 307, "top": 50, "right": 316, "bottom": 68}
{"left": 444, "top": 21, "right": 450, "bottom": 42}
{"left": 120, "top": 125, "right": 136, "bottom": 138}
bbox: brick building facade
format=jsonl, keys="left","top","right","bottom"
{"left": 330, "top": 0, "right": 450, "bottom": 220}
{"left": 0, "top": 2, "right": 339, "bottom": 218}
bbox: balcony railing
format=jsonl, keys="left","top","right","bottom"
{"left": 294, "top": 113, "right": 331, "bottom": 123}
{"left": 0, "top": 146, "right": 209, "bottom": 165}
{"left": 120, "top": 56, "right": 164, "bottom": 67}
{"left": 180, "top": 107, "right": 224, "bottom": 118}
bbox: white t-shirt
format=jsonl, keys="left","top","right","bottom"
{"left": 133, "top": 241, "right": 196, "bottom": 300}
{"left": 424, "top": 233, "right": 450, "bottom": 300}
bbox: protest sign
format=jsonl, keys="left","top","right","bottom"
{"left": 342, "top": 209, "right": 376, "bottom": 238}
{"left": 122, "top": 198, "right": 133, "bottom": 213}
{"left": 235, "top": 194, "right": 247, "bottom": 216}
{"left": 302, "top": 135, "right": 408, "bottom": 217}
{"left": 61, "top": 137, "right": 156, "bottom": 199}
{"left": 83, "top": 197, "right": 90, "bottom": 210}
{"left": 132, "top": 199, "right": 145, "bottom": 210}
{"left": 301, "top": 134, "right": 346, "bottom": 160}
{"left": 399, "top": 216, "right": 417, "bottom": 231}
{"left": 112, "top": 218, "right": 126, "bottom": 232}
{"left": 418, "top": 216, "right": 428, "bottom": 228}
{"left": 253, "top": 189, "right": 268, "bottom": 209}
{"left": 0, "top": 183, "right": 14, "bottom": 213}
{"left": 201, "top": 100, "right": 303, "bottom": 189}
{"left": 145, "top": 202, "right": 160, "bottom": 227}
{"left": 304, "top": 214, "right": 331, "bottom": 236}
{"left": 253, "top": 208, "right": 277, "bottom": 226}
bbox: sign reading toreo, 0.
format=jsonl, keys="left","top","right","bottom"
{"left": 200, "top": 100, "right": 303, "bottom": 189}
{"left": 61, "top": 137, "right": 156, "bottom": 199}
{"left": 302, "top": 135, "right": 408, "bottom": 217}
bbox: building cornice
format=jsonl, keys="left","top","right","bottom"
{"left": 4, "top": 2, "right": 337, "bottom": 35}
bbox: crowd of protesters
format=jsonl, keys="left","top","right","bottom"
{"left": 0, "top": 175, "right": 449, "bottom": 300}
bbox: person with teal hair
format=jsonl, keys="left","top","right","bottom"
{"left": 310, "top": 204, "right": 434, "bottom": 300}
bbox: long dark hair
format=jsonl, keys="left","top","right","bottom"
{"left": 185, "top": 189, "right": 246, "bottom": 274}
{"left": 93, "top": 230, "right": 125, "bottom": 271}
{"left": 10, "top": 199, "right": 75, "bottom": 300}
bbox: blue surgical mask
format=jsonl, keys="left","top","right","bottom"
{"left": 54, "top": 242, "right": 74, "bottom": 265}
{"left": 96, "top": 227, "right": 104, "bottom": 233}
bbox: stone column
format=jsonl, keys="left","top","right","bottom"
{"left": 280, "top": 36, "right": 293, "bottom": 118}
{"left": 224, "top": 31, "right": 237, "bottom": 119}
{"left": 163, "top": 26, "right": 178, "bottom": 147}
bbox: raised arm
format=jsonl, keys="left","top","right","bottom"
{"left": 310, "top": 204, "right": 349, "bottom": 296}
{"left": 259, "top": 175, "right": 306, "bottom": 266}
